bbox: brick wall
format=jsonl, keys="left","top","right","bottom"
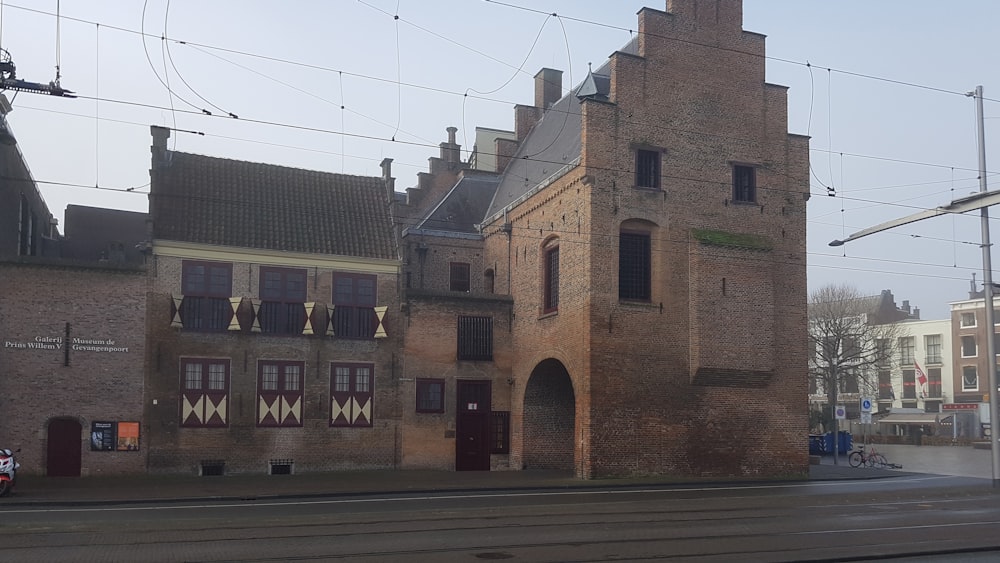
{"left": 476, "top": 0, "right": 809, "bottom": 479}
{"left": 0, "top": 261, "right": 147, "bottom": 475}
{"left": 145, "top": 255, "right": 402, "bottom": 474}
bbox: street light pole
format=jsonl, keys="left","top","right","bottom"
{"left": 970, "top": 85, "right": 1000, "bottom": 488}
{"left": 830, "top": 86, "right": 998, "bottom": 487}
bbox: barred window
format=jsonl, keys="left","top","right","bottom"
{"left": 458, "top": 316, "right": 493, "bottom": 361}
{"left": 619, "top": 231, "right": 651, "bottom": 301}
{"left": 635, "top": 149, "right": 660, "bottom": 189}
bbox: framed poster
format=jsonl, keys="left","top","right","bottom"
{"left": 117, "top": 422, "right": 140, "bottom": 451}
{"left": 90, "top": 421, "right": 115, "bottom": 451}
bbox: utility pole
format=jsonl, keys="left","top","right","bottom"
{"left": 969, "top": 85, "right": 1000, "bottom": 488}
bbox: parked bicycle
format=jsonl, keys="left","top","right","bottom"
{"left": 848, "top": 444, "right": 887, "bottom": 468}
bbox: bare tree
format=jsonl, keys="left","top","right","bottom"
{"left": 808, "top": 284, "right": 905, "bottom": 461}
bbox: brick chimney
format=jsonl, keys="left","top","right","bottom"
{"left": 665, "top": 0, "right": 743, "bottom": 31}
{"left": 534, "top": 68, "right": 563, "bottom": 110}
{"left": 440, "top": 126, "right": 461, "bottom": 165}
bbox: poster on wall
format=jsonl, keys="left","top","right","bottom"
{"left": 116, "top": 422, "right": 140, "bottom": 451}
{"left": 90, "top": 421, "right": 115, "bottom": 451}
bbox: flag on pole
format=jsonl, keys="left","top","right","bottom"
{"left": 915, "top": 362, "right": 928, "bottom": 396}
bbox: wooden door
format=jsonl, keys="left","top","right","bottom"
{"left": 456, "top": 380, "right": 491, "bottom": 471}
{"left": 47, "top": 418, "right": 82, "bottom": 477}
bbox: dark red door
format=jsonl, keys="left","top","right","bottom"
{"left": 47, "top": 418, "right": 82, "bottom": 477}
{"left": 456, "top": 380, "right": 491, "bottom": 471}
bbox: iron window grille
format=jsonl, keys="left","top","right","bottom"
{"left": 635, "top": 149, "right": 661, "bottom": 189}
{"left": 458, "top": 316, "right": 493, "bottom": 361}
{"left": 619, "top": 231, "right": 651, "bottom": 301}
{"left": 732, "top": 165, "right": 756, "bottom": 203}
{"left": 543, "top": 246, "right": 559, "bottom": 313}
{"left": 491, "top": 411, "right": 510, "bottom": 454}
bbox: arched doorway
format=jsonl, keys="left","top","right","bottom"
{"left": 522, "top": 359, "right": 575, "bottom": 470}
{"left": 47, "top": 418, "right": 82, "bottom": 477}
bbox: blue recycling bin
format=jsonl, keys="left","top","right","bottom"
{"left": 809, "top": 431, "right": 852, "bottom": 455}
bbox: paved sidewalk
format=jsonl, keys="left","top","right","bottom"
{"left": 0, "top": 459, "right": 906, "bottom": 507}
{"left": 6, "top": 444, "right": 989, "bottom": 506}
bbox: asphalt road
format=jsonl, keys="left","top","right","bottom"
{"left": 3, "top": 472, "right": 999, "bottom": 562}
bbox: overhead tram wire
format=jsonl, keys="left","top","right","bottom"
{"left": 6, "top": 3, "right": 1000, "bottom": 181}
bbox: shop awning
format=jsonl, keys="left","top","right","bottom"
{"left": 878, "top": 413, "right": 952, "bottom": 424}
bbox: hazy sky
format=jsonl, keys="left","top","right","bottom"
{"left": 2, "top": 1, "right": 998, "bottom": 320}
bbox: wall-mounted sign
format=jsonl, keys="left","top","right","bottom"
{"left": 2, "top": 336, "right": 128, "bottom": 353}
{"left": 90, "top": 421, "right": 140, "bottom": 452}
{"left": 3, "top": 336, "right": 63, "bottom": 351}
{"left": 117, "top": 422, "right": 140, "bottom": 451}
{"left": 91, "top": 421, "right": 116, "bottom": 451}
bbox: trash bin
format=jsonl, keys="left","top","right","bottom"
{"left": 838, "top": 430, "right": 852, "bottom": 453}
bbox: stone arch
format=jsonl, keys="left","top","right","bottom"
{"left": 522, "top": 358, "right": 576, "bottom": 470}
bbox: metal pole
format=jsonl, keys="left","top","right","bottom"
{"left": 971, "top": 85, "right": 1000, "bottom": 487}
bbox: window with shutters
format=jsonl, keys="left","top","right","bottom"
{"left": 181, "top": 261, "right": 232, "bottom": 331}
{"left": 259, "top": 267, "right": 307, "bottom": 335}
{"left": 180, "top": 358, "right": 230, "bottom": 428}
{"left": 257, "top": 360, "right": 304, "bottom": 427}
{"left": 332, "top": 273, "right": 376, "bottom": 339}
{"left": 330, "top": 363, "right": 373, "bottom": 427}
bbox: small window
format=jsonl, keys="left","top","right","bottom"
{"left": 491, "top": 411, "right": 510, "bottom": 454}
{"left": 961, "top": 312, "right": 976, "bottom": 327}
{"left": 257, "top": 361, "right": 304, "bottom": 427}
{"left": 898, "top": 337, "right": 915, "bottom": 365}
{"left": 619, "top": 231, "right": 651, "bottom": 301}
{"left": 458, "top": 316, "right": 493, "bottom": 361}
{"left": 450, "top": 262, "right": 471, "bottom": 292}
{"left": 924, "top": 334, "right": 942, "bottom": 364}
{"left": 963, "top": 366, "right": 978, "bottom": 391}
{"left": 962, "top": 335, "right": 977, "bottom": 358}
{"left": 416, "top": 379, "right": 445, "bottom": 413}
{"left": 543, "top": 245, "right": 559, "bottom": 313}
{"left": 733, "top": 165, "right": 756, "bottom": 203}
{"left": 635, "top": 149, "right": 661, "bottom": 189}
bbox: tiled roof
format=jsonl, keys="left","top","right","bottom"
{"left": 150, "top": 152, "right": 397, "bottom": 260}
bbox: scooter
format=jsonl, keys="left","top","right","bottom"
{"left": 0, "top": 448, "right": 19, "bottom": 497}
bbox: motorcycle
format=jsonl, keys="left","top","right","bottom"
{"left": 0, "top": 448, "right": 19, "bottom": 497}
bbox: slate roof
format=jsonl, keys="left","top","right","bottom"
{"left": 150, "top": 152, "right": 397, "bottom": 260}
{"left": 484, "top": 36, "right": 639, "bottom": 221}
{"left": 413, "top": 172, "right": 501, "bottom": 235}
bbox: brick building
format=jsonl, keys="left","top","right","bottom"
{"left": 144, "top": 127, "right": 401, "bottom": 475}
{"left": 4, "top": 0, "right": 810, "bottom": 480}
{"left": 398, "top": 0, "right": 810, "bottom": 478}
{"left": 1, "top": 97, "right": 149, "bottom": 476}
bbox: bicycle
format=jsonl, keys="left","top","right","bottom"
{"left": 848, "top": 444, "right": 887, "bottom": 468}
